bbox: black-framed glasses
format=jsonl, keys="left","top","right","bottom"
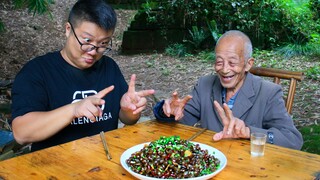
{"left": 69, "top": 22, "right": 112, "bottom": 54}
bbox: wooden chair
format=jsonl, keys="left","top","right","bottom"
{"left": 249, "top": 67, "right": 303, "bottom": 114}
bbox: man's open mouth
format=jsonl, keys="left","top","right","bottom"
{"left": 221, "top": 75, "right": 234, "bottom": 80}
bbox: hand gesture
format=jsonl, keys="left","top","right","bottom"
{"left": 212, "top": 101, "right": 250, "bottom": 141}
{"left": 73, "top": 86, "right": 115, "bottom": 121}
{"left": 163, "top": 91, "right": 192, "bottom": 120}
{"left": 121, "top": 74, "right": 155, "bottom": 115}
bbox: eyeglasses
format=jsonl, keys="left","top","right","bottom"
{"left": 69, "top": 22, "right": 112, "bottom": 54}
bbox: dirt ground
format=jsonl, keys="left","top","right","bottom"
{"left": 0, "top": 0, "right": 319, "bottom": 127}
{"left": 0, "top": 0, "right": 211, "bottom": 120}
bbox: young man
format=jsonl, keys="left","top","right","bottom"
{"left": 11, "top": 0, "right": 155, "bottom": 152}
{"left": 154, "top": 30, "right": 303, "bottom": 150}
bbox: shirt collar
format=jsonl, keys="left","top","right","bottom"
{"left": 222, "top": 88, "right": 239, "bottom": 110}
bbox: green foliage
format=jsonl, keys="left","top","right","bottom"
{"left": 207, "top": 20, "right": 220, "bottom": 42}
{"left": 13, "top": 0, "right": 54, "bottom": 16}
{"left": 186, "top": 26, "right": 208, "bottom": 51}
{"left": 165, "top": 44, "right": 187, "bottom": 57}
{"left": 198, "top": 51, "right": 215, "bottom": 63}
{"left": 278, "top": 0, "right": 318, "bottom": 41}
{"left": 0, "top": 21, "right": 5, "bottom": 33}
{"left": 140, "top": 1, "right": 158, "bottom": 23}
{"left": 309, "top": 0, "right": 320, "bottom": 20}
{"left": 160, "top": 67, "right": 170, "bottom": 76}
{"left": 305, "top": 66, "right": 320, "bottom": 80}
{"left": 252, "top": 50, "right": 284, "bottom": 68}
{"left": 0, "top": 0, "right": 55, "bottom": 33}
{"left": 276, "top": 42, "right": 320, "bottom": 58}
{"left": 145, "top": 54, "right": 159, "bottom": 68}
{"left": 310, "top": 33, "right": 320, "bottom": 44}
{"left": 137, "top": 0, "right": 319, "bottom": 50}
{"left": 181, "top": 20, "right": 220, "bottom": 53}
{"left": 139, "top": 0, "right": 209, "bottom": 30}
{"left": 299, "top": 124, "right": 320, "bottom": 155}
{"left": 204, "top": 0, "right": 318, "bottom": 48}
{"left": 145, "top": 59, "right": 155, "bottom": 68}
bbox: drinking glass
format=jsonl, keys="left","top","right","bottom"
{"left": 250, "top": 133, "right": 267, "bottom": 156}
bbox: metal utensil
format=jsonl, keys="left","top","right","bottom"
{"left": 100, "top": 131, "right": 112, "bottom": 160}
{"left": 188, "top": 128, "right": 206, "bottom": 141}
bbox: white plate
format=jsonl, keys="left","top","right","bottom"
{"left": 120, "top": 141, "right": 227, "bottom": 180}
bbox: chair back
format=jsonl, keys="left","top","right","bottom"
{"left": 249, "top": 67, "right": 303, "bottom": 114}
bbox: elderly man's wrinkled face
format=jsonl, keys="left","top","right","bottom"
{"left": 214, "top": 36, "right": 253, "bottom": 92}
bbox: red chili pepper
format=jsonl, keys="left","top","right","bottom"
{"left": 165, "top": 153, "right": 171, "bottom": 160}
{"left": 151, "top": 170, "right": 156, "bottom": 176}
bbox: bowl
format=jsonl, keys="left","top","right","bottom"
{"left": 120, "top": 141, "right": 227, "bottom": 180}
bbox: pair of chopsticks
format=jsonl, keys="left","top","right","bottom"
{"left": 187, "top": 128, "right": 206, "bottom": 141}
{"left": 100, "top": 131, "right": 112, "bottom": 160}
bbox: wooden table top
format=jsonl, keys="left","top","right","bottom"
{"left": 0, "top": 120, "right": 319, "bottom": 179}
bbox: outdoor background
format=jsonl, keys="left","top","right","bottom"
{"left": 0, "top": 0, "right": 319, "bottom": 154}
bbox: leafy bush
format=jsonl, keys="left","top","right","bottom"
{"left": 186, "top": 26, "right": 208, "bottom": 51}
{"left": 13, "top": 0, "right": 54, "bottom": 16}
{"left": 276, "top": 42, "right": 320, "bottom": 58}
{"left": 198, "top": 51, "right": 215, "bottom": 63}
{"left": 299, "top": 124, "right": 320, "bottom": 155}
{"left": 305, "top": 66, "right": 320, "bottom": 80}
{"left": 0, "top": 0, "right": 54, "bottom": 33}
{"left": 138, "top": 0, "right": 319, "bottom": 50}
{"left": 165, "top": 44, "right": 187, "bottom": 57}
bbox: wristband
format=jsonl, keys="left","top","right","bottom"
{"left": 267, "top": 132, "right": 274, "bottom": 144}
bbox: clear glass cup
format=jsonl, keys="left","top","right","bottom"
{"left": 250, "top": 133, "right": 267, "bottom": 156}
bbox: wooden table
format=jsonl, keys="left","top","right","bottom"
{"left": 0, "top": 120, "right": 319, "bottom": 179}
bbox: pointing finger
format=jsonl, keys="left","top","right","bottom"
{"left": 96, "top": 85, "right": 114, "bottom": 99}
{"left": 172, "top": 91, "right": 179, "bottom": 101}
{"left": 133, "top": 105, "right": 146, "bottom": 115}
{"left": 128, "top": 74, "right": 136, "bottom": 94}
{"left": 223, "top": 103, "right": 235, "bottom": 135}
{"left": 181, "top": 95, "right": 192, "bottom": 104}
{"left": 163, "top": 99, "right": 172, "bottom": 117}
{"left": 213, "top": 101, "right": 229, "bottom": 125}
{"left": 136, "top": 89, "right": 155, "bottom": 97}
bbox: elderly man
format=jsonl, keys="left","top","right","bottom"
{"left": 153, "top": 30, "right": 303, "bottom": 150}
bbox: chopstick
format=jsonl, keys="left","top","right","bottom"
{"left": 188, "top": 128, "right": 206, "bottom": 141}
{"left": 100, "top": 131, "right": 112, "bottom": 160}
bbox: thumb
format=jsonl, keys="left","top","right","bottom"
{"left": 213, "top": 131, "right": 224, "bottom": 141}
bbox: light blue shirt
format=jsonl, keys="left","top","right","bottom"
{"left": 222, "top": 88, "right": 239, "bottom": 110}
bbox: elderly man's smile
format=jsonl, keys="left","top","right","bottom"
{"left": 220, "top": 74, "right": 235, "bottom": 82}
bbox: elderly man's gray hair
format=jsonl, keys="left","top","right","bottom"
{"left": 215, "top": 30, "right": 253, "bottom": 62}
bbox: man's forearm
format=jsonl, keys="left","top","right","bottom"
{"left": 12, "top": 104, "right": 76, "bottom": 145}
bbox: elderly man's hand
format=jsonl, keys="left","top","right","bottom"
{"left": 163, "top": 91, "right": 192, "bottom": 120}
{"left": 212, "top": 101, "right": 250, "bottom": 141}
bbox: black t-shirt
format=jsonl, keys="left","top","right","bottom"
{"left": 11, "top": 51, "right": 128, "bottom": 151}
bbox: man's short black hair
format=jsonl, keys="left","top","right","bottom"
{"left": 68, "top": 0, "right": 117, "bottom": 32}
